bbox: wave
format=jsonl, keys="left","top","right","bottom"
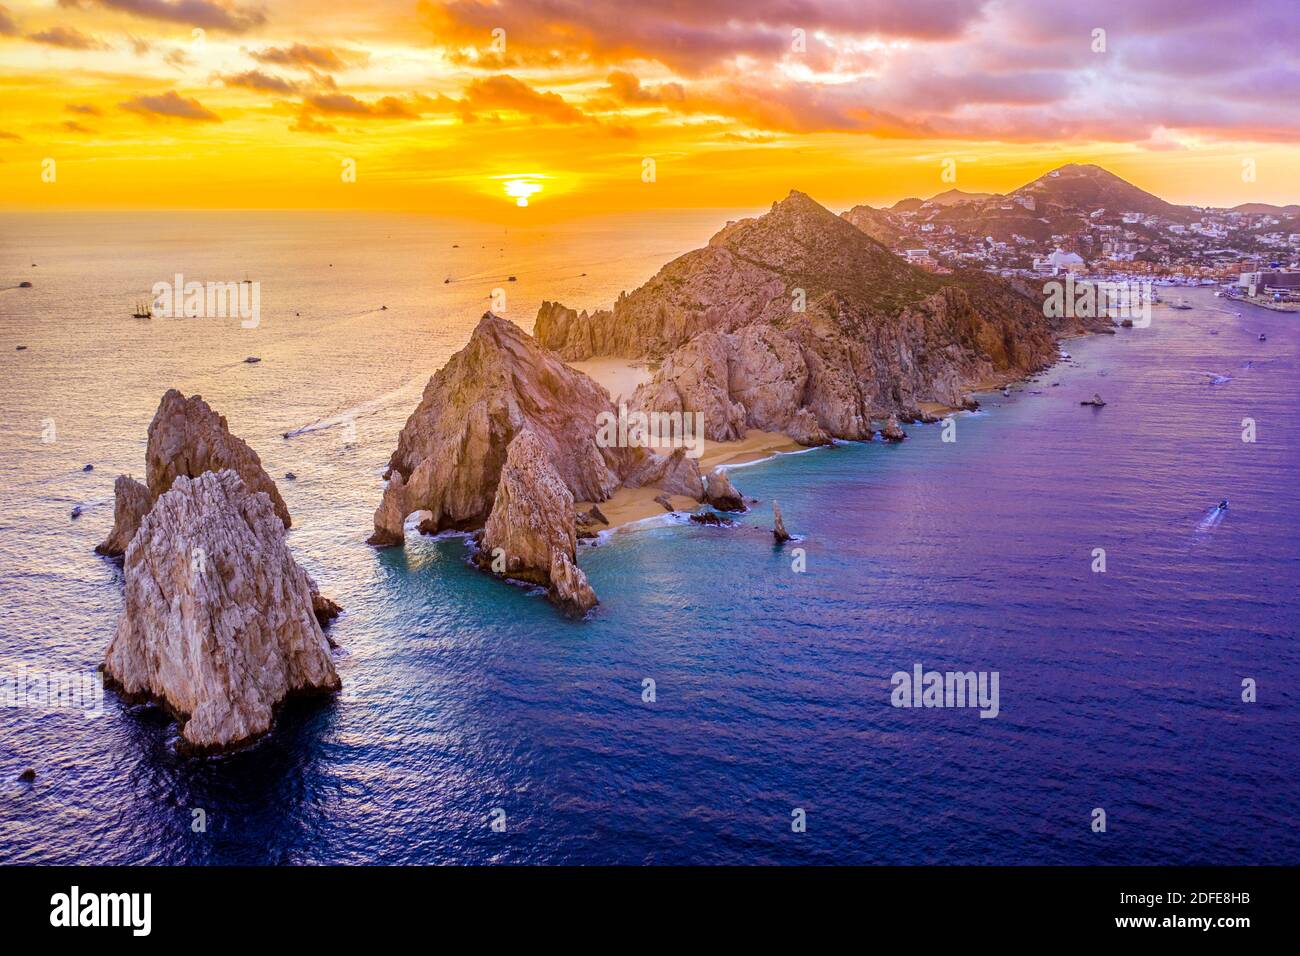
{"left": 1196, "top": 506, "right": 1226, "bottom": 533}
{"left": 282, "top": 378, "right": 426, "bottom": 438}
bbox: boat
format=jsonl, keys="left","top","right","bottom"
{"left": 507, "top": 275, "right": 517, "bottom": 282}
{"left": 1169, "top": 298, "right": 1193, "bottom": 310}
{"left": 1218, "top": 499, "right": 1229, "bottom": 511}
{"left": 131, "top": 299, "right": 152, "bottom": 319}
{"left": 1259, "top": 333, "right": 1267, "bottom": 341}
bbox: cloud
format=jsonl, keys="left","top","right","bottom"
{"left": 0, "top": 5, "right": 17, "bottom": 35}
{"left": 461, "top": 75, "right": 591, "bottom": 124}
{"left": 289, "top": 111, "right": 337, "bottom": 134}
{"left": 218, "top": 69, "right": 300, "bottom": 94}
{"left": 120, "top": 89, "right": 221, "bottom": 121}
{"left": 28, "top": 25, "right": 108, "bottom": 50}
{"left": 305, "top": 92, "right": 421, "bottom": 118}
{"left": 66, "top": 103, "right": 103, "bottom": 115}
{"left": 60, "top": 0, "right": 265, "bottom": 33}
{"left": 63, "top": 120, "right": 95, "bottom": 133}
{"left": 251, "top": 43, "right": 368, "bottom": 72}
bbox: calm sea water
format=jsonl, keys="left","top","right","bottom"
{"left": 1, "top": 213, "right": 1297, "bottom": 864}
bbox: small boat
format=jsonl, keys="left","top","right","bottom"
{"left": 444, "top": 277, "right": 452, "bottom": 284}
{"left": 1259, "top": 333, "right": 1266, "bottom": 341}
{"left": 18, "top": 281, "right": 32, "bottom": 288}
{"left": 131, "top": 299, "right": 152, "bottom": 319}
{"left": 71, "top": 505, "right": 83, "bottom": 519}
{"left": 381, "top": 305, "right": 388, "bottom": 310}
{"left": 1170, "top": 298, "right": 1193, "bottom": 310}
{"left": 1001, "top": 388, "right": 1010, "bottom": 397}
{"left": 1217, "top": 499, "right": 1229, "bottom": 511}
{"left": 507, "top": 276, "right": 517, "bottom": 282}
{"left": 244, "top": 356, "right": 261, "bottom": 364}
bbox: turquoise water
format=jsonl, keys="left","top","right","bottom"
{"left": 1, "top": 214, "right": 1297, "bottom": 863}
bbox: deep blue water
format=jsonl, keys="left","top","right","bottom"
{"left": 2, "top": 219, "right": 1298, "bottom": 865}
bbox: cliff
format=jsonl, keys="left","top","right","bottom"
{"left": 535, "top": 190, "right": 1061, "bottom": 441}
{"left": 103, "top": 470, "right": 340, "bottom": 751}
{"left": 369, "top": 313, "right": 653, "bottom": 546}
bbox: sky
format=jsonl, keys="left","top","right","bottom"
{"left": 2, "top": 0, "right": 1299, "bottom": 218}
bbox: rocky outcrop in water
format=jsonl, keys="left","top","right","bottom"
{"left": 880, "top": 415, "right": 907, "bottom": 442}
{"left": 146, "top": 389, "right": 290, "bottom": 528}
{"left": 704, "top": 469, "right": 745, "bottom": 512}
{"left": 773, "top": 500, "right": 791, "bottom": 543}
{"left": 369, "top": 314, "right": 634, "bottom": 547}
{"left": 475, "top": 430, "right": 597, "bottom": 617}
{"left": 537, "top": 191, "right": 1059, "bottom": 443}
{"left": 95, "top": 475, "right": 151, "bottom": 557}
{"left": 103, "top": 470, "right": 340, "bottom": 751}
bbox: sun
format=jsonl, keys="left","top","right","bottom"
{"left": 502, "top": 178, "right": 543, "bottom": 206}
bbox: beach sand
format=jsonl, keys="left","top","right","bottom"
{"left": 571, "top": 357, "right": 654, "bottom": 404}
{"left": 576, "top": 428, "right": 804, "bottom": 531}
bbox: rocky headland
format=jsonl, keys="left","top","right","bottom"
{"left": 372, "top": 191, "right": 1104, "bottom": 617}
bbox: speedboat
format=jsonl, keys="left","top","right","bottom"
{"left": 1259, "top": 333, "right": 1266, "bottom": 341}
{"left": 1217, "top": 499, "right": 1229, "bottom": 511}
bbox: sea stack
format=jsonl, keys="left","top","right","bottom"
{"left": 104, "top": 470, "right": 340, "bottom": 751}
{"left": 475, "top": 429, "right": 597, "bottom": 617}
{"left": 773, "top": 501, "right": 791, "bottom": 543}
{"left": 145, "top": 388, "right": 290, "bottom": 527}
{"left": 704, "top": 469, "right": 746, "bottom": 512}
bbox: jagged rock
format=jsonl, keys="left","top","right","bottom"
{"left": 704, "top": 469, "right": 745, "bottom": 512}
{"left": 103, "top": 471, "right": 339, "bottom": 751}
{"left": 306, "top": 574, "right": 342, "bottom": 630}
{"left": 538, "top": 191, "right": 1057, "bottom": 444}
{"left": 95, "top": 475, "right": 150, "bottom": 557}
{"left": 624, "top": 446, "right": 705, "bottom": 499}
{"left": 370, "top": 314, "right": 633, "bottom": 547}
{"left": 588, "top": 504, "right": 609, "bottom": 525}
{"left": 548, "top": 547, "right": 598, "bottom": 618}
{"left": 653, "top": 493, "right": 675, "bottom": 512}
{"left": 773, "top": 500, "right": 791, "bottom": 543}
{"left": 146, "top": 389, "right": 289, "bottom": 528}
{"left": 475, "top": 430, "right": 598, "bottom": 617}
{"left": 880, "top": 415, "right": 907, "bottom": 442}
{"left": 690, "top": 511, "right": 736, "bottom": 527}
{"left": 18, "top": 768, "right": 36, "bottom": 783}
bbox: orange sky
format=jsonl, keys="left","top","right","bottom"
{"left": 3, "top": 0, "right": 1300, "bottom": 218}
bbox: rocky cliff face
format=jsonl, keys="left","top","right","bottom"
{"left": 146, "top": 388, "right": 290, "bottom": 527}
{"left": 369, "top": 313, "right": 637, "bottom": 547}
{"left": 476, "top": 429, "right": 597, "bottom": 617}
{"left": 95, "top": 475, "right": 151, "bottom": 557}
{"left": 103, "top": 470, "right": 340, "bottom": 751}
{"left": 537, "top": 191, "right": 1061, "bottom": 441}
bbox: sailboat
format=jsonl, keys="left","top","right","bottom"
{"left": 131, "top": 298, "right": 152, "bottom": 319}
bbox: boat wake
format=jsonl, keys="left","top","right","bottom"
{"left": 282, "top": 378, "right": 425, "bottom": 439}
{"left": 1195, "top": 506, "right": 1227, "bottom": 533}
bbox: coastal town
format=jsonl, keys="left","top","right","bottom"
{"left": 843, "top": 164, "right": 1300, "bottom": 311}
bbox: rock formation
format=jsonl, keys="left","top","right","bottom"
{"left": 97, "top": 391, "right": 342, "bottom": 626}
{"left": 145, "top": 389, "right": 290, "bottom": 528}
{"left": 103, "top": 470, "right": 340, "bottom": 751}
{"left": 880, "top": 415, "right": 907, "bottom": 442}
{"left": 537, "top": 191, "right": 1061, "bottom": 444}
{"left": 369, "top": 313, "right": 635, "bottom": 547}
{"left": 95, "top": 475, "right": 150, "bottom": 557}
{"left": 704, "top": 469, "right": 746, "bottom": 512}
{"left": 475, "top": 430, "right": 597, "bottom": 617}
{"left": 773, "top": 500, "right": 791, "bottom": 543}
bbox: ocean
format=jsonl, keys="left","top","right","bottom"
{"left": 1, "top": 212, "right": 1297, "bottom": 864}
